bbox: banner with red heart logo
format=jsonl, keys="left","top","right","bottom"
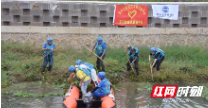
{"left": 113, "top": 5, "right": 148, "bottom": 26}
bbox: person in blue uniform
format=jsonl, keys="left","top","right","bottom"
{"left": 41, "top": 38, "right": 56, "bottom": 74}
{"left": 75, "top": 60, "right": 98, "bottom": 86}
{"left": 149, "top": 47, "right": 165, "bottom": 73}
{"left": 90, "top": 72, "right": 111, "bottom": 98}
{"left": 125, "top": 46, "right": 139, "bottom": 76}
{"left": 92, "top": 37, "right": 107, "bottom": 71}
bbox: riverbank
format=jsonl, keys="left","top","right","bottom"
{"left": 2, "top": 42, "right": 208, "bottom": 88}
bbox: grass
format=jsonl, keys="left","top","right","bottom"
{"left": 13, "top": 91, "right": 63, "bottom": 98}
{"left": 137, "top": 82, "right": 153, "bottom": 92}
{"left": 202, "top": 87, "right": 208, "bottom": 100}
{"left": 1, "top": 41, "right": 208, "bottom": 89}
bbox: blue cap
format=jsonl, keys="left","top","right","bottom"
{"left": 68, "top": 65, "right": 76, "bottom": 72}
{"left": 131, "top": 46, "right": 136, "bottom": 51}
{"left": 150, "top": 47, "right": 156, "bottom": 52}
{"left": 76, "top": 60, "right": 82, "bottom": 65}
{"left": 97, "top": 37, "right": 102, "bottom": 42}
{"left": 47, "top": 38, "right": 53, "bottom": 42}
{"left": 98, "top": 71, "right": 106, "bottom": 79}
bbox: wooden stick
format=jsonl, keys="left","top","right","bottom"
{"left": 125, "top": 53, "right": 136, "bottom": 74}
{"left": 24, "top": 50, "right": 52, "bottom": 75}
{"left": 149, "top": 61, "right": 154, "bottom": 81}
{"left": 80, "top": 42, "right": 107, "bottom": 64}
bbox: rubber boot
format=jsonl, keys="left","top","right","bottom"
{"left": 48, "top": 65, "right": 52, "bottom": 72}
{"left": 136, "top": 69, "right": 139, "bottom": 76}
{"left": 127, "top": 67, "right": 131, "bottom": 71}
{"left": 136, "top": 72, "right": 139, "bottom": 76}
{"left": 41, "top": 67, "right": 45, "bottom": 75}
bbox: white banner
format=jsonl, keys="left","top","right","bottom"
{"left": 152, "top": 5, "right": 179, "bottom": 20}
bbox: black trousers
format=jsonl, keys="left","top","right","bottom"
{"left": 127, "top": 58, "right": 139, "bottom": 75}
{"left": 96, "top": 55, "right": 105, "bottom": 71}
{"left": 153, "top": 57, "right": 164, "bottom": 71}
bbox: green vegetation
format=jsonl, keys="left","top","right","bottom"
{"left": 137, "top": 82, "right": 153, "bottom": 92}
{"left": 202, "top": 87, "right": 208, "bottom": 100}
{"left": 13, "top": 91, "right": 63, "bottom": 98}
{"left": 2, "top": 42, "right": 208, "bottom": 90}
{"left": 137, "top": 88, "right": 144, "bottom": 92}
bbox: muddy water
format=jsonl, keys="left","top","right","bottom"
{"left": 1, "top": 82, "right": 63, "bottom": 108}
{"left": 2, "top": 82, "right": 208, "bottom": 108}
{"left": 115, "top": 82, "right": 208, "bottom": 108}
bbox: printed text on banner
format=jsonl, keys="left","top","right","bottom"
{"left": 113, "top": 5, "right": 148, "bottom": 26}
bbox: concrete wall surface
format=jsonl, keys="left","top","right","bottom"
{"left": 1, "top": 1, "right": 208, "bottom": 49}
{"left": 1, "top": 26, "right": 208, "bottom": 49}
{"left": 1, "top": 1, "right": 208, "bottom": 28}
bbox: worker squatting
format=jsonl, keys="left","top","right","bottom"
{"left": 41, "top": 37, "right": 165, "bottom": 99}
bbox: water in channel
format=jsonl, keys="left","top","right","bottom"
{"left": 1, "top": 82, "right": 208, "bottom": 108}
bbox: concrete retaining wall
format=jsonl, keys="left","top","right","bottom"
{"left": 1, "top": 1, "right": 208, "bottom": 49}
{"left": 1, "top": 1, "right": 208, "bottom": 28}
{"left": 1, "top": 27, "right": 208, "bottom": 49}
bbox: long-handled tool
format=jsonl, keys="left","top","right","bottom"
{"left": 149, "top": 61, "right": 154, "bottom": 81}
{"left": 125, "top": 53, "right": 136, "bottom": 74}
{"left": 80, "top": 42, "right": 107, "bottom": 64}
{"left": 24, "top": 50, "right": 52, "bottom": 75}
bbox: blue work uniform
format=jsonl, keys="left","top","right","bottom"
{"left": 92, "top": 78, "right": 111, "bottom": 98}
{"left": 41, "top": 42, "right": 56, "bottom": 72}
{"left": 127, "top": 47, "right": 139, "bottom": 75}
{"left": 95, "top": 41, "right": 107, "bottom": 71}
{"left": 150, "top": 48, "right": 165, "bottom": 71}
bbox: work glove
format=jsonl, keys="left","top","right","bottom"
{"left": 94, "top": 81, "right": 98, "bottom": 87}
